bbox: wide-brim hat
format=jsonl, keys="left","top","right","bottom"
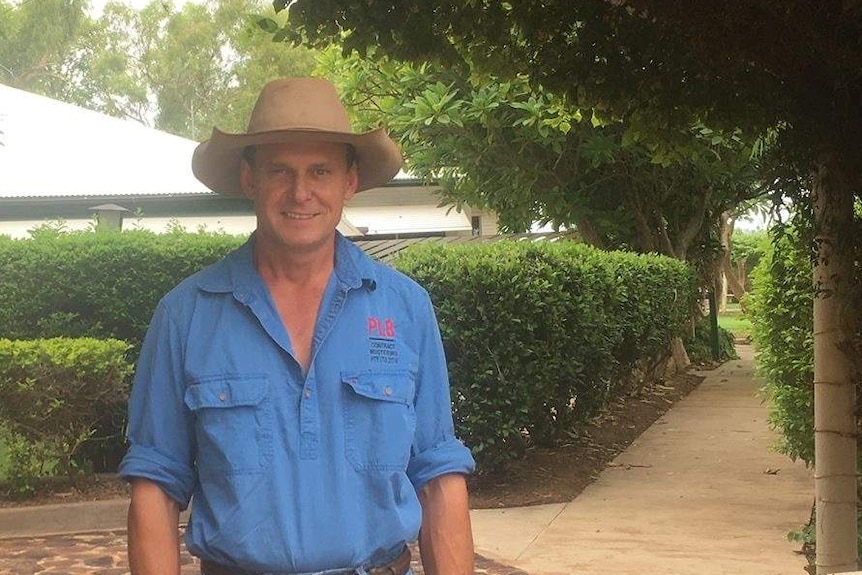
{"left": 192, "top": 77, "right": 403, "bottom": 196}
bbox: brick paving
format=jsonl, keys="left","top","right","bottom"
{"left": 0, "top": 532, "right": 529, "bottom": 575}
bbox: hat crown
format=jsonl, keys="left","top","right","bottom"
{"left": 192, "top": 76, "right": 402, "bottom": 196}
{"left": 247, "top": 77, "right": 352, "bottom": 134}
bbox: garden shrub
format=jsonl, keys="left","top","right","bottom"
{"left": 0, "top": 337, "right": 133, "bottom": 495}
{"left": 730, "top": 229, "right": 769, "bottom": 290}
{"left": 747, "top": 227, "right": 816, "bottom": 465}
{"left": 684, "top": 318, "right": 738, "bottom": 365}
{"left": 1, "top": 231, "right": 696, "bottom": 475}
{"left": 0, "top": 229, "right": 243, "bottom": 475}
{"left": 393, "top": 240, "right": 696, "bottom": 470}
{"left": 748, "top": 216, "right": 862, "bottom": 561}
{"left": 0, "top": 229, "right": 242, "bottom": 347}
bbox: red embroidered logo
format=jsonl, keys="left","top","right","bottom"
{"left": 368, "top": 316, "right": 396, "bottom": 339}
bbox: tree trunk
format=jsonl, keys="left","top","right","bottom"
{"left": 813, "top": 158, "right": 858, "bottom": 574}
{"left": 718, "top": 212, "right": 733, "bottom": 312}
{"left": 573, "top": 216, "right": 609, "bottom": 250}
{"left": 721, "top": 259, "right": 748, "bottom": 313}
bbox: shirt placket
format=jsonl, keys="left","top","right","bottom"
{"left": 299, "top": 282, "right": 351, "bottom": 460}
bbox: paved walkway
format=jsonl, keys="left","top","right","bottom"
{"left": 472, "top": 345, "right": 814, "bottom": 574}
{"left": 0, "top": 345, "right": 814, "bottom": 575}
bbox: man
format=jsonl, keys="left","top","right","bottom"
{"left": 118, "top": 77, "right": 475, "bottom": 575}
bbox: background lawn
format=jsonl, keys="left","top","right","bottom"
{"left": 718, "top": 303, "right": 752, "bottom": 340}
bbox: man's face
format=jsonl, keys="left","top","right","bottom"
{"left": 240, "top": 141, "right": 358, "bottom": 257}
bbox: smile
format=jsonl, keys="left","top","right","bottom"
{"left": 282, "top": 212, "right": 317, "bottom": 220}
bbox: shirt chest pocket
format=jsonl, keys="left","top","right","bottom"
{"left": 342, "top": 370, "right": 416, "bottom": 473}
{"left": 184, "top": 375, "right": 273, "bottom": 476}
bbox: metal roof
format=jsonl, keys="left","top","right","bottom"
{"left": 0, "top": 83, "right": 211, "bottom": 198}
{"left": 0, "top": 84, "right": 429, "bottom": 200}
{"left": 353, "top": 231, "right": 579, "bottom": 262}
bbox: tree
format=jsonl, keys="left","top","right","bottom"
{"left": 0, "top": 0, "right": 317, "bottom": 138}
{"left": 0, "top": 0, "right": 94, "bottom": 99}
{"left": 102, "top": 0, "right": 317, "bottom": 139}
{"left": 320, "top": 49, "right": 764, "bottom": 265}
{"left": 282, "top": 1, "right": 862, "bottom": 571}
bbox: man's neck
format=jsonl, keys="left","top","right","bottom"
{"left": 253, "top": 239, "right": 336, "bottom": 288}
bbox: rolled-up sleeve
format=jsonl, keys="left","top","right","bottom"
{"left": 407, "top": 292, "right": 475, "bottom": 491}
{"left": 118, "top": 300, "right": 197, "bottom": 509}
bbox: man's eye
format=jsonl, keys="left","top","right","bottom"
{"left": 313, "top": 168, "right": 331, "bottom": 176}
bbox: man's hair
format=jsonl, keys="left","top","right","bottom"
{"left": 242, "top": 144, "right": 357, "bottom": 168}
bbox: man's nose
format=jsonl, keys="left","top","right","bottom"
{"left": 288, "top": 174, "right": 314, "bottom": 202}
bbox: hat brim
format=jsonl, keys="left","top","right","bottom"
{"left": 192, "top": 127, "right": 403, "bottom": 196}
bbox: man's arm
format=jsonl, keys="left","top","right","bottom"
{"left": 128, "top": 478, "right": 181, "bottom": 575}
{"left": 418, "top": 472, "right": 474, "bottom": 575}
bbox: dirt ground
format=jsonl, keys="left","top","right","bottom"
{"left": 0, "top": 368, "right": 704, "bottom": 510}
{"left": 467, "top": 370, "right": 703, "bottom": 508}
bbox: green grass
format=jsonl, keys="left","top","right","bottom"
{"left": 718, "top": 310, "right": 753, "bottom": 339}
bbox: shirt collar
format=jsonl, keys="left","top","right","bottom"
{"left": 333, "top": 232, "right": 378, "bottom": 292}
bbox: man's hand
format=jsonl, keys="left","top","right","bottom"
{"left": 128, "top": 478, "right": 181, "bottom": 575}
{"left": 418, "top": 473, "right": 473, "bottom": 575}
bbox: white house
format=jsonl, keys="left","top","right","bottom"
{"left": 0, "top": 83, "right": 498, "bottom": 239}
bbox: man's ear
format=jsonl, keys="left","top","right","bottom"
{"left": 343, "top": 164, "right": 359, "bottom": 201}
{"left": 239, "top": 158, "right": 256, "bottom": 200}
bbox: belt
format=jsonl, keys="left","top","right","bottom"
{"left": 200, "top": 546, "right": 411, "bottom": 575}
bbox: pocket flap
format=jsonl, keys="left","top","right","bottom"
{"left": 341, "top": 370, "right": 414, "bottom": 405}
{"left": 184, "top": 375, "right": 268, "bottom": 410}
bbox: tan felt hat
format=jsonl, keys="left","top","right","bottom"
{"left": 192, "top": 77, "right": 403, "bottom": 196}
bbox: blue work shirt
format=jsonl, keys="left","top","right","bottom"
{"left": 118, "top": 233, "right": 475, "bottom": 573}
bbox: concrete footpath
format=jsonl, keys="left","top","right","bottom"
{"left": 0, "top": 344, "right": 815, "bottom": 575}
{"left": 471, "top": 344, "right": 814, "bottom": 575}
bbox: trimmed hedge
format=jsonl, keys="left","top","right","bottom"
{"left": 0, "top": 337, "right": 133, "bottom": 494}
{"left": 0, "top": 229, "right": 242, "bottom": 346}
{"left": 747, "top": 227, "right": 816, "bottom": 465}
{"left": 0, "top": 230, "right": 242, "bottom": 479}
{"left": 747, "top": 217, "right": 862, "bottom": 558}
{"left": 1, "top": 231, "right": 697, "bottom": 472}
{"left": 394, "top": 241, "right": 697, "bottom": 469}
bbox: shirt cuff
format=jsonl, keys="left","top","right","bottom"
{"left": 118, "top": 444, "right": 197, "bottom": 510}
{"left": 407, "top": 438, "right": 476, "bottom": 491}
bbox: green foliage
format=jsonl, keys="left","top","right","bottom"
{"left": 393, "top": 240, "right": 696, "bottom": 470}
{"left": 747, "top": 225, "right": 816, "bottom": 466}
{"left": 0, "top": 0, "right": 91, "bottom": 99}
{"left": 0, "top": 427, "right": 62, "bottom": 497}
{"left": 748, "top": 208, "right": 862, "bottom": 559}
{"left": 319, "top": 49, "right": 764, "bottom": 263}
{"left": 0, "top": 338, "right": 133, "bottom": 495}
{"left": 96, "top": 0, "right": 317, "bottom": 137}
{"left": 0, "top": 229, "right": 243, "bottom": 483}
{"left": 748, "top": 210, "right": 862, "bottom": 466}
{"left": 0, "top": 424, "right": 11, "bottom": 479}
{"left": 283, "top": 0, "right": 862, "bottom": 185}
{"left": 0, "top": 229, "right": 242, "bottom": 346}
{"left": 0, "top": 0, "right": 316, "bottom": 134}
{"left": 730, "top": 229, "right": 768, "bottom": 272}
{"left": 684, "top": 318, "right": 738, "bottom": 365}
{"left": 787, "top": 506, "right": 862, "bottom": 571}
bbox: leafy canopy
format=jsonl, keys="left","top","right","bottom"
{"left": 318, "top": 47, "right": 766, "bottom": 262}
{"left": 282, "top": 0, "right": 862, "bottom": 196}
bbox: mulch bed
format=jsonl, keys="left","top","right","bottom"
{"left": 1, "top": 367, "right": 705, "bottom": 511}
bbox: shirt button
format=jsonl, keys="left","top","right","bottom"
{"left": 383, "top": 386, "right": 393, "bottom": 396}
{"left": 304, "top": 389, "right": 311, "bottom": 399}
{"left": 218, "top": 393, "right": 227, "bottom": 401}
